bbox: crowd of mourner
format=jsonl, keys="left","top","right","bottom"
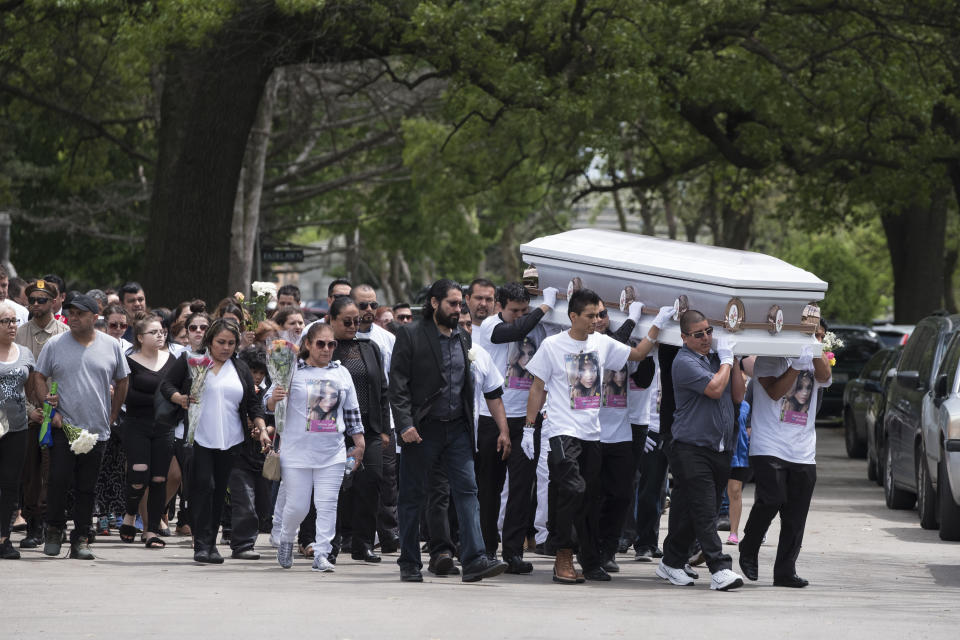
{"left": 0, "top": 266, "right": 830, "bottom": 590}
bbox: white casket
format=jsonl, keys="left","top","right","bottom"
{"left": 520, "top": 229, "right": 828, "bottom": 357}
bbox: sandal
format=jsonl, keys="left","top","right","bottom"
{"left": 119, "top": 524, "right": 138, "bottom": 543}
{"left": 144, "top": 536, "right": 166, "bottom": 549}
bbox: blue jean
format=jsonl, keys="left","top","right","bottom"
{"left": 397, "top": 417, "right": 484, "bottom": 570}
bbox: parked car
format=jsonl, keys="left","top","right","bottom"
{"left": 842, "top": 347, "right": 901, "bottom": 484}
{"left": 872, "top": 323, "right": 915, "bottom": 348}
{"left": 923, "top": 332, "right": 960, "bottom": 540}
{"left": 819, "top": 325, "right": 885, "bottom": 421}
{"left": 882, "top": 313, "right": 959, "bottom": 530}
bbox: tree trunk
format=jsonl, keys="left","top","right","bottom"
{"left": 661, "top": 185, "right": 678, "bottom": 239}
{"left": 500, "top": 221, "right": 519, "bottom": 281}
{"left": 881, "top": 193, "right": 948, "bottom": 323}
{"left": 228, "top": 69, "right": 281, "bottom": 296}
{"left": 611, "top": 188, "right": 628, "bottom": 232}
{"left": 634, "top": 190, "right": 655, "bottom": 236}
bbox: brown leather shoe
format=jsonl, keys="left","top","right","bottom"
{"left": 552, "top": 548, "right": 579, "bottom": 584}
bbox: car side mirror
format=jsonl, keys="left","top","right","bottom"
{"left": 936, "top": 374, "right": 949, "bottom": 398}
{"left": 897, "top": 370, "right": 921, "bottom": 389}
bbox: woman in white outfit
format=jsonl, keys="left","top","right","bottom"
{"left": 267, "top": 322, "right": 365, "bottom": 571}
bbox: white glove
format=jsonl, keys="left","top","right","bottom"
{"left": 716, "top": 335, "right": 736, "bottom": 366}
{"left": 791, "top": 345, "right": 814, "bottom": 371}
{"left": 521, "top": 427, "right": 536, "bottom": 460}
{"left": 644, "top": 435, "right": 656, "bottom": 453}
{"left": 541, "top": 287, "right": 558, "bottom": 309}
{"left": 652, "top": 305, "right": 675, "bottom": 330}
{"left": 628, "top": 300, "right": 644, "bottom": 323}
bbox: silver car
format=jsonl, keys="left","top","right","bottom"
{"left": 927, "top": 331, "right": 960, "bottom": 540}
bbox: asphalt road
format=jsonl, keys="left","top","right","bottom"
{"left": 2, "top": 427, "right": 958, "bottom": 639}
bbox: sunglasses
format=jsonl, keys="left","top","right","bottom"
{"left": 597, "top": 310, "right": 608, "bottom": 318}
{"left": 314, "top": 339, "right": 339, "bottom": 350}
{"left": 684, "top": 326, "right": 714, "bottom": 339}
{"left": 396, "top": 314, "right": 412, "bottom": 321}
{"left": 338, "top": 317, "right": 360, "bottom": 327}
{"left": 108, "top": 321, "right": 128, "bottom": 330}
{"left": 188, "top": 324, "right": 209, "bottom": 332}
{"left": 357, "top": 301, "right": 379, "bottom": 310}
{"left": 28, "top": 296, "right": 52, "bottom": 305}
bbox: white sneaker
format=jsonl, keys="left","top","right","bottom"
{"left": 656, "top": 560, "right": 695, "bottom": 586}
{"left": 269, "top": 531, "right": 280, "bottom": 548}
{"left": 710, "top": 568, "right": 744, "bottom": 591}
{"left": 312, "top": 554, "right": 335, "bottom": 572}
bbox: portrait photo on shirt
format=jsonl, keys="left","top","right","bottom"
{"left": 566, "top": 351, "right": 601, "bottom": 410}
{"left": 306, "top": 379, "right": 343, "bottom": 433}
{"left": 780, "top": 370, "right": 815, "bottom": 425}
{"left": 602, "top": 365, "right": 628, "bottom": 408}
{"left": 505, "top": 337, "right": 538, "bottom": 390}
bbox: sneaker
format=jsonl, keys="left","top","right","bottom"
{"left": 312, "top": 554, "right": 335, "bottom": 572}
{"left": 43, "top": 526, "right": 63, "bottom": 557}
{"left": 1, "top": 538, "right": 21, "bottom": 560}
{"left": 726, "top": 534, "right": 739, "bottom": 545}
{"left": 69, "top": 537, "right": 95, "bottom": 560}
{"left": 683, "top": 564, "right": 699, "bottom": 579}
{"left": 656, "top": 560, "right": 695, "bottom": 586}
{"left": 717, "top": 515, "right": 730, "bottom": 531}
{"left": 269, "top": 530, "right": 281, "bottom": 548}
{"left": 277, "top": 541, "right": 294, "bottom": 569}
{"left": 96, "top": 516, "right": 110, "bottom": 536}
{"left": 710, "top": 568, "right": 744, "bottom": 591}
{"left": 634, "top": 547, "right": 655, "bottom": 562}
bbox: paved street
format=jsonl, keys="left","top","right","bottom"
{"left": 3, "top": 427, "right": 958, "bottom": 639}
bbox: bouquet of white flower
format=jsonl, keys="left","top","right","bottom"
{"left": 63, "top": 422, "right": 98, "bottom": 455}
{"left": 241, "top": 281, "right": 278, "bottom": 331}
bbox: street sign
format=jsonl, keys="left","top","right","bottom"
{"left": 261, "top": 248, "right": 304, "bottom": 263}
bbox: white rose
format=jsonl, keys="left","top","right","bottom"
{"left": 467, "top": 347, "right": 477, "bottom": 363}
{"left": 251, "top": 281, "right": 278, "bottom": 297}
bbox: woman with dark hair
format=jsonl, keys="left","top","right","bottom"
{"left": 268, "top": 322, "right": 365, "bottom": 571}
{"left": 327, "top": 295, "right": 390, "bottom": 563}
{"left": 215, "top": 299, "right": 255, "bottom": 349}
{"left": 119, "top": 313, "right": 178, "bottom": 547}
{"left": 102, "top": 304, "right": 132, "bottom": 351}
{"left": 160, "top": 318, "right": 269, "bottom": 563}
{"left": 273, "top": 307, "right": 305, "bottom": 344}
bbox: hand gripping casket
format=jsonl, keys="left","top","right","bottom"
{"left": 520, "top": 229, "right": 828, "bottom": 357}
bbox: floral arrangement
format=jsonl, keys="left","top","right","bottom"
{"left": 38, "top": 380, "right": 57, "bottom": 448}
{"left": 63, "top": 422, "right": 98, "bottom": 455}
{"left": 822, "top": 331, "right": 844, "bottom": 367}
{"left": 267, "top": 338, "right": 298, "bottom": 433}
{"left": 186, "top": 352, "right": 215, "bottom": 444}
{"left": 238, "top": 281, "right": 278, "bottom": 331}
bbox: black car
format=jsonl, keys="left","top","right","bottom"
{"left": 883, "top": 314, "right": 960, "bottom": 517}
{"left": 819, "top": 325, "right": 885, "bottom": 421}
{"left": 841, "top": 347, "right": 901, "bottom": 484}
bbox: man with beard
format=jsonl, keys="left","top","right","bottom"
{"left": 465, "top": 278, "right": 497, "bottom": 330}
{"left": 390, "top": 279, "right": 507, "bottom": 583}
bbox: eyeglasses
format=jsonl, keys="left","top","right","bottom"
{"left": 0, "top": 318, "right": 17, "bottom": 326}
{"left": 314, "top": 339, "right": 338, "bottom": 350}
{"left": 108, "top": 321, "right": 128, "bottom": 330}
{"left": 28, "top": 296, "right": 52, "bottom": 305}
{"left": 684, "top": 326, "right": 714, "bottom": 339}
{"left": 357, "top": 301, "right": 379, "bottom": 310}
{"left": 396, "top": 314, "right": 412, "bottom": 322}
{"left": 188, "top": 324, "right": 209, "bottom": 333}
{"left": 597, "top": 310, "right": 608, "bottom": 318}
{"left": 338, "top": 317, "right": 360, "bottom": 327}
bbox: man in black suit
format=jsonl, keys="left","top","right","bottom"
{"left": 389, "top": 279, "right": 508, "bottom": 583}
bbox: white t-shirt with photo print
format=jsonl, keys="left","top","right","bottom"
{"left": 750, "top": 356, "right": 831, "bottom": 464}
{"left": 474, "top": 315, "right": 546, "bottom": 418}
{"left": 525, "top": 331, "right": 631, "bottom": 442}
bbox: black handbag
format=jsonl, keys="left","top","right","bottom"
{"left": 154, "top": 387, "right": 182, "bottom": 428}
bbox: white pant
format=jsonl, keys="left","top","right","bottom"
{"left": 534, "top": 430, "right": 549, "bottom": 544}
{"left": 278, "top": 464, "right": 345, "bottom": 556}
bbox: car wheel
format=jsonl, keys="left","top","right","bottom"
{"left": 939, "top": 454, "right": 960, "bottom": 541}
{"left": 844, "top": 409, "right": 867, "bottom": 458}
{"left": 884, "top": 439, "right": 916, "bottom": 510}
{"left": 917, "top": 444, "right": 939, "bottom": 530}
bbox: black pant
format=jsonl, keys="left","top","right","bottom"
{"left": 475, "top": 415, "right": 537, "bottom": 559}
{"left": 337, "top": 432, "right": 383, "bottom": 553}
{"left": 424, "top": 450, "right": 460, "bottom": 558}
{"left": 190, "top": 444, "right": 239, "bottom": 550}
{"left": 46, "top": 429, "right": 107, "bottom": 540}
{"left": 377, "top": 429, "right": 399, "bottom": 542}
{"left": 0, "top": 429, "right": 28, "bottom": 538}
{"left": 228, "top": 462, "right": 273, "bottom": 552}
{"left": 662, "top": 441, "right": 732, "bottom": 573}
{"left": 121, "top": 417, "right": 175, "bottom": 534}
{"left": 741, "top": 455, "right": 817, "bottom": 579}
{"left": 631, "top": 430, "right": 669, "bottom": 551}
{"left": 597, "top": 440, "right": 637, "bottom": 558}
{"left": 547, "top": 435, "right": 602, "bottom": 570}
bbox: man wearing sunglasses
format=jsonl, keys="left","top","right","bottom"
{"left": 393, "top": 303, "right": 413, "bottom": 325}
{"left": 14, "top": 279, "right": 69, "bottom": 549}
{"left": 658, "top": 310, "right": 745, "bottom": 591}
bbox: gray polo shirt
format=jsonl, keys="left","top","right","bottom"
{"left": 429, "top": 325, "right": 466, "bottom": 421}
{"left": 671, "top": 344, "right": 735, "bottom": 452}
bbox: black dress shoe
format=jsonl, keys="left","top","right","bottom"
{"left": 194, "top": 549, "right": 211, "bottom": 563}
{"left": 379, "top": 537, "right": 400, "bottom": 554}
{"left": 400, "top": 566, "right": 423, "bottom": 582}
{"left": 351, "top": 548, "right": 382, "bottom": 563}
{"left": 534, "top": 543, "right": 555, "bottom": 557}
{"left": 428, "top": 551, "right": 459, "bottom": 576}
{"left": 634, "top": 547, "right": 654, "bottom": 562}
{"left": 602, "top": 557, "right": 620, "bottom": 573}
{"left": 462, "top": 556, "right": 507, "bottom": 583}
{"left": 738, "top": 544, "right": 759, "bottom": 582}
{"left": 504, "top": 556, "right": 534, "bottom": 574}
{"left": 231, "top": 549, "right": 261, "bottom": 560}
{"left": 773, "top": 574, "right": 809, "bottom": 588}
{"left": 207, "top": 548, "right": 225, "bottom": 564}
{"left": 583, "top": 566, "right": 612, "bottom": 581}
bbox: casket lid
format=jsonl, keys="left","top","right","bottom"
{"left": 521, "top": 229, "right": 827, "bottom": 293}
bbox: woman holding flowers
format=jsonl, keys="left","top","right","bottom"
{"left": 160, "top": 318, "right": 269, "bottom": 564}
{"left": 0, "top": 301, "right": 35, "bottom": 559}
{"left": 119, "top": 314, "right": 178, "bottom": 548}
{"left": 267, "top": 322, "right": 365, "bottom": 571}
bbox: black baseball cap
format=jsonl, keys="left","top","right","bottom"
{"left": 63, "top": 293, "right": 99, "bottom": 314}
